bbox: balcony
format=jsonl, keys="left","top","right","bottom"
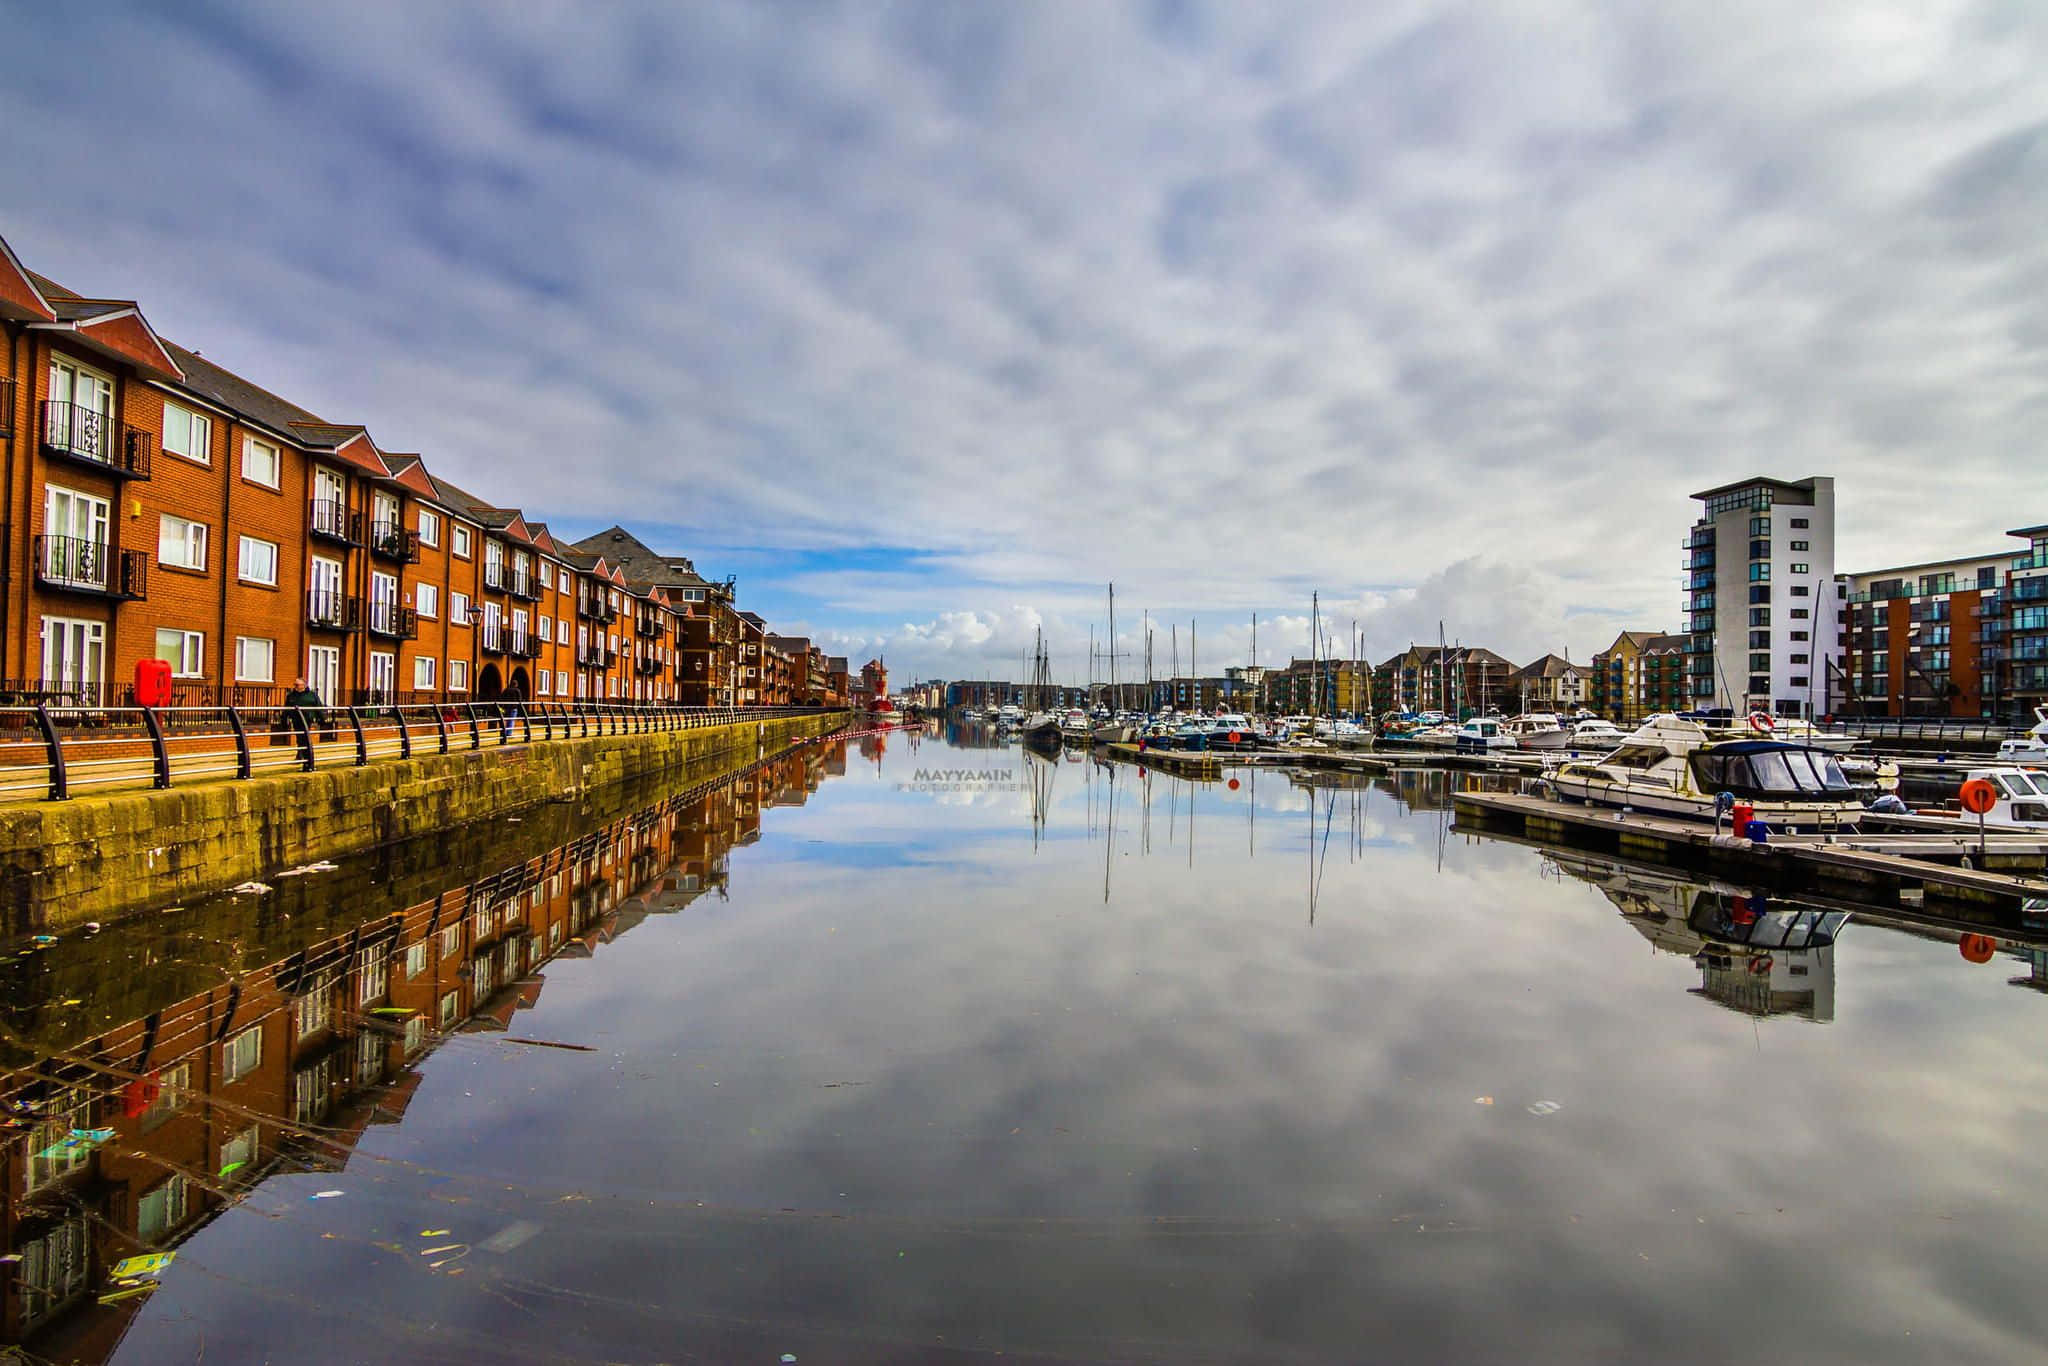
{"left": 35, "top": 535, "right": 147, "bottom": 600}
{"left": 370, "top": 520, "right": 421, "bottom": 564}
{"left": 40, "top": 401, "right": 152, "bottom": 480}
{"left": 482, "top": 562, "right": 510, "bottom": 593}
{"left": 509, "top": 569, "right": 542, "bottom": 601}
{"left": 578, "top": 595, "right": 616, "bottom": 624}
{"left": 366, "top": 601, "right": 418, "bottom": 640}
{"left": 306, "top": 590, "right": 362, "bottom": 631}
{"left": 509, "top": 632, "right": 545, "bottom": 659}
{"left": 578, "top": 643, "right": 616, "bottom": 669}
{"left": 480, "top": 628, "right": 508, "bottom": 657}
{"left": 634, "top": 656, "right": 662, "bottom": 678}
{"left": 310, "top": 498, "right": 363, "bottom": 546}
{"left": 636, "top": 616, "right": 665, "bottom": 639}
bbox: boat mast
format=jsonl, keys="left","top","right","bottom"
{"left": 1311, "top": 591, "right": 1320, "bottom": 720}
{"left": 1107, "top": 583, "right": 1117, "bottom": 711}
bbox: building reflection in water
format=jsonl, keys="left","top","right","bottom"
{"left": 0, "top": 738, "right": 844, "bottom": 1364}
{"left": 1543, "top": 851, "right": 1847, "bottom": 1022}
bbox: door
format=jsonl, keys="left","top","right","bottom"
{"left": 47, "top": 357, "right": 112, "bottom": 459}
{"left": 313, "top": 467, "right": 347, "bottom": 537}
{"left": 309, "top": 555, "right": 344, "bottom": 625}
{"left": 482, "top": 601, "right": 502, "bottom": 653}
{"left": 42, "top": 487, "right": 111, "bottom": 588}
{"left": 307, "top": 644, "right": 340, "bottom": 705}
{"left": 368, "top": 651, "right": 396, "bottom": 704}
{"left": 40, "top": 618, "right": 105, "bottom": 704}
{"left": 371, "top": 571, "right": 399, "bottom": 635}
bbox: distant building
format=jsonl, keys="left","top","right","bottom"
{"left": 1372, "top": 645, "right": 1515, "bottom": 715}
{"left": 1510, "top": 654, "right": 1588, "bottom": 712}
{"left": 1589, "top": 631, "right": 1688, "bottom": 723}
{"left": 1261, "top": 658, "right": 1368, "bottom": 716}
{"left": 1685, "top": 476, "right": 1842, "bottom": 718}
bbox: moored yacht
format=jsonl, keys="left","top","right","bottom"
{"left": 1550, "top": 715, "right": 1864, "bottom": 830}
{"left": 1503, "top": 713, "right": 1568, "bottom": 749}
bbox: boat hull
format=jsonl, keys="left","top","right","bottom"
{"left": 1550, "top": 771, "right": 1863, "bottom": 830}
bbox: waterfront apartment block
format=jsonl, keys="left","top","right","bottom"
{"left": 1510, "top": 654, "right": 1588, "bottom": 712}
{"left": 1260, "top": 658, "right": 1368, "bottom": 715}
{"left": 1371, "top": 645, "right": 1515, "bottom": 716}
{"left": 1589, "top": 630, "right": 1689, "bottom": 723}
{"left": 0, "top": 232, "right": 819, "bottom": 711}
{"left": 1840, "top": 525, "right": 2048, "bottom": 721}
{"left": 1684, "top": 476, "right": 1842, "bottom": 719}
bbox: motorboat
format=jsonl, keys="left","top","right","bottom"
{"left": 1871, "top": 767, "right": 2048, "bottom": 831}
{"left": 1562, "top": 718, "right": 1628, "bottom": 753}
{"left": 1503, "top": 713, "right": 1568, "bottom": 749}
{"left": 1714, "top": 712, "right": 1863, "bottom": 752}
{"left": 1451, "top": 717, "right": 1517, "bottom": 752}
{"left": 1204, "top": 713, "right": 1264, "bottom": 751}
{"left": 1058, "top": 708, "right": 1093, "bottom": 739}
{"left": 1996, "top": 706, "right": 2048, "bottom": 763}
{"left": 1549, "top": 715, "right": 1864, "bottom": 830}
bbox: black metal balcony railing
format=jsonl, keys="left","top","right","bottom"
{"left": 41, "top": 401, "right": 153, "bottom": 480}
{"left": 483, "top": 561, "right": 511, "bottom": 593}
{"left": 509, "top": 570, "right": 541, "bottom": 601}
{"left": 370, "top": 521, "right": 421, "bottom": 564}
{"left": 507, "top": 632, "right": 545, "bottom": 660}
{"left": 306, "top": 590, "right": 361, "bottom": 631}
{"left": 367, "top": 602, "right": 418, "bottom": 640}
{"left": 636, "top": 616, "right": 665, "bottom": 639}
{"left": 309, "top": 498, "right": 363, "bottom": 545}
{"left": 578, "top": 595, "right": 616, "bottom": 624}
{"left": 480, "top": 629, "right": 508, "bottom": 657}
{"left": 634, "top": 656, "right": 662, "bottom": 678}
{"left": 35, "top": 535, "right": 147, "bottom": 600}
{"left": 578, "top": 644, "right": 617, "bottom": 669}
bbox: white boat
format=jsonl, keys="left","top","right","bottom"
{"left": 1996, "top": 706, "right": 2048, "bottom": 763}
{"left": 1562, "top": 718, "right": 1628, "bottom": 753}
{"left": 1058, "top": 708, "right": 1093, "bottom": 738}
{"left": 1711, "top": 712, "right": 1863, "bottom": 752}
{"left": 1451, "top": 717, "right": 1517, "bottom": 751}
{"left": 1503, "top": 713, "right": 1568, "bottom": 749}
{"left": 1882, "top": 767, "right": 2048, "bottom": 831}
{"left": 1550, "top": 715, "right": 1864, "bottom": 830}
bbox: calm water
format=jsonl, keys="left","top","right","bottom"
{"left": 9, "top": 726, "right": 2048, "bottom": 1363}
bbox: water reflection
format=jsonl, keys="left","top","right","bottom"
{"left": 0, "top": 740, "right": 840, "bottom": 1363}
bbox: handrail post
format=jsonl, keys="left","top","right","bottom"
{"left": 347, "top": 706, "right": 367, "bottom": 765}
{"left": 520, "top": 707, "right": 533, "bottom": 744}
{"left": 395, "top": 707, "right": 412, "bottom": 760}
{"left": 288, "top": 706, "right": 315, "bottom": 772}
{"left": 33, "top": 703, "right": 67, "bottom": 801}
{"left": 140, "top": 706, "right": 172, "bottom": 789}
{"left": 226, "top": 706, "right": 252, "bottom": 780}
{"left": 433, "top": 704, "right": 450, "bottom": 754}
{"left": 465, "top": 703, "right": 481, "bottom": 750}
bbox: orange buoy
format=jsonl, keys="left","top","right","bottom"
{"left": 1959, "top": 778, "right": 1998, "bottom": 816}
{"left": 1960, "top": 933, "right": 1996, "bottom": 964}
{"left": 1227, "top": 777, "right": 1240, "bottom": 791}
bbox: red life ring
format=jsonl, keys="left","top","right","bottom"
{"left": 1746, "top": 954, "right": 1773, "bottom": 976}
{"left": 1959, "top": 933, "right": 1996, "bottom": 964}
{"left": 1227, "top": 731, "right": 1242, "bottom": 744}
{"left": 1748, "top": 711, "right": 1775, "bottom": 732}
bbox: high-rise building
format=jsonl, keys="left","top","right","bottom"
{"left": 1684, "top": 476, "right": 1841, "bottom": 719}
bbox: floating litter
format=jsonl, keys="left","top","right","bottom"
{"left": 1526, "top": 1101, "right": 1562, "bottom": 1117}
{"left": 309, "top": 1190, "right": 344, "bottom": 1199}
{"left": 1474, "top": 1097, "right": 1493, "bottom": 1106}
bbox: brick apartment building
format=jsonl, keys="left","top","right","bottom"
{"left": 0, "top": 232, "right": 829, "bottom": 712}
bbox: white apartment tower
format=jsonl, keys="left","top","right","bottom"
{"left": 1684, "top": 476, "right": 1842, "bottom": 719}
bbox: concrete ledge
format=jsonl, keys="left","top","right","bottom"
{"left": 0, "top": 711, "right": 851, "bottom": 933}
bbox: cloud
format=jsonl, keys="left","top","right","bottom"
{"left": 5, "top": 1, "right": 2045, "bottom": 680}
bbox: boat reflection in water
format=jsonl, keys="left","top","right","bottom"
{"left": 1544, "top": 851, "right": 1847, "bottom": 1021}
{"left": 0, "top": 739, "right": 843, "bottom": 1365}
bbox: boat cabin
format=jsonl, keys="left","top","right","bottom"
{"left": 1689, "top": 741, "right": 1856, "bottom": 800}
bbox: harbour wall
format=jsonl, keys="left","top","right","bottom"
{"left": 0, "top": 710, "right": 851, "bottom": 933}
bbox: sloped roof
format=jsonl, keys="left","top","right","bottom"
{"left": 1515, "top": 652, "right": 1584, "bottom": 679}
{"left": 26, "top": 271, "right": 182, "bottom": 381}
{"left": 0, "top": 234, "right": 55, "bottom": 322}
{"left": 571, "top": 525, "right": 711, "bottom": 588}
{"left": 162, "top": 341, "right": 323, "bottom": 437}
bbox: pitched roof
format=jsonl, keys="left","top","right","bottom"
{"left": 26, "top": 271, "right": 182, "bottom": 381}
{"left": 162, "top": 341, "right": 324, "bottom": 437}
{"left": 570, "top": 526, "right": 711, "bottom": 588}
{"left": 1515, "top": 653, "right": 1583, "bottom": 679}
{"left": 0, "top": 234, "right": 55, "bottom": 322}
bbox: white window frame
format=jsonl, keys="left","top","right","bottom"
{"left": 556, "top": 669, "right": 568, "bottom": 694}
{"left": 415, "top": 582, "right": 439, "bottom": 619}
{"left": 224, "top": 1024, "right": 263, "bottom": 1083}
{"left": 450, "top": 591, "right": 470, "bottom": 626}
{"left": 235, "top": 636, "right": 275, "bottom": 683}
{"left": 449, "top": 659, "right": 469, "bottom": 692}
{"left": 358, "top": 946, "right": 388, "bottom": 1005}
{"left": 158, "top": 514, "right": 208, "bottom": 571}
{"left": 237, "top": 534, "right": 279, "bottom": 586}
{"left": 137, "top": 1175, "right": 188, "bottom": 1242}
{"left": 161, "top": 401, "right": 211, "bottom": 465}
{"left": 155, "top": 628, "right": 204, "bottom": 678}
{"left": 406, "top": 942, "right": 429, "bottom": 978}
{"left": 242, "top": 434, "right": 281, "bottom": 488}
{"left": 452, "top": 525, "right": 473, "bottom": 559}
{"left": 418, "top": 508, "right": 441, "bottom": 547}
{"left": 537, "top": 670, "right": 551, "bottom": 696}
{"left": 413, "top": 655, "right": 437, "bottom": 691}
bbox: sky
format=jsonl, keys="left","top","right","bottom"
{"left": 4, "top": 1, "right": 2046, "bottom": 684}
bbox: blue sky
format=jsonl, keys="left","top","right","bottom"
{"left": 4, "top": 2, "right": 2046, "bottom": 682}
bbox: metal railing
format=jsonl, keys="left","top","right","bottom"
{"left": 370, "top": 521, "right": 421, "bottom": 564}
{"left": 307, "top": 590, "right": 362, "bottom": 630}
{"left": 34, "top": 535, "right": 148, "bottom": 599}
{"left": 309, "top": 498, "right": 362, "bottom": 544}
{"left": 41, "top": 400, "right": 152, "bottom": 479}
{"left": 366, "top": 601, "right": 418, "bottom": 640}
{"left": 0, "top": 701, "right": 841, "bottom": 803}
{"left": 1832, "top": 715, "right": 2027, "bottom": 744}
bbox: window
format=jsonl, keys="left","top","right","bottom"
{"left": 159, "top": 515, "right": 207, "bottom": 570}
{"left": 1791, "top": 631, "right": 1810, "bottom": 641}
{"left": 1748, "top": 562, "right": 1770, "bottom": 582}
{"left": 155, "top": 629, "right": 204, "bottom": 678}
{"left": 242, "top": 435, "right": 280, "bottom": 488}
{"left": 452, "top": 525, "right": 473, "bottom": 558}
{"left": 137, "top": 1176, "right": 188, "bottom": 1241}
{"left": 537, "top": 670, "right": 551, "bottom": 696}
{"left": 537, "top": 615, "right": 551, "bottom": 642}
{"left": 295, "top": 976, "right": 332, "bottom": 1038}
{"left": 558, "top": 616, "right": 569, "bottom": 642}
{"left": 225, "top": 1024, "right": 263, "bottom": 1082}
{"left": 1749, "top": 652, "right": 1771, "bottom": 672}
{"left": 1749, "top": 630, "right": 1770, "bottom": 648}
{"left": 162, "top": 402, "right": 210, "bottom": 464}
{"left": 557, "top": 670, "right": 567, "bottom": 694}
{"left": 1790, "top": 540, "right": 1810, "bottom": 552}
{"left": 1748, "top": 586, "right": 1770, "bottom": 604}
{"left": 1789, "top": 675, "right": 1809, "bottom": 688}
{"left": 440, "top": 924, "right": 461, "bottom": 958}
{"left": 418, "top": 508, "right": 440, "bottom": 546}
{"left": 293, "top": 1059, "right": 331, "bottom": 1125}
{"left": 1790, "top": 517, "right": 1809, "bottom": 529}
{"left": 235, "top": 637, "right": 275, "bottom": 683}
{"left": 682, "top": 588, "right": 705, "bottom": 602}
{"left": 539, "top": 562, "right": 552, "bottom": 589}
{"left": 237, "top": 535, "right": 278, "bottom": 586}
{"left": 141, "top": 1062, "right": 191, "bottom": 1129}
{"left": 404, "top": 1016, "right": 426, "bottom": 1055}
{"left": 1791, "top": 585, "right": 1811, "bottom": 597}
{"left": 221, "top": 1125, "right": 259, "bottom": 1180}
{"left": 359, "top": 946, "right": 388, "bottom": 1004}
{"left": 440, "top": 990, "right": 460, "bottom": 1027}
{"left": 1791, "top": 563, "right": 1811, "bottom": 576}
{"left": 450, "top": 590, "right": 470, "bottom": 625}
{"left": 1980, "top": 565, "right": 1998, "bottom": 589}
{"left": 416, "top": 582, "right": 438, "bottom": 618}
{"left": 450, "top": 658, "right": 469, "bottom": 692}
{"left": 1790, "top": 653, "right": 1809, "bottom": 664}
{"left": 1749, "top": 609, "right": 1770, "bottom": 627}
{"left": 414, "top": 655, "right": 437, "bottom": 690}
{"left": 406, "top": 941, "right": 429, "bottom": 978}
{"left": 1790, "top": 608, "right": 1810, "bottom": 619}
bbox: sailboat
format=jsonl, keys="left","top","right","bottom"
{"left": 1094, "top": 583, "right": 1137, "bottom": 744}
{"left": 1020, "top": 629, "right": 1062, "bottom": 750}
